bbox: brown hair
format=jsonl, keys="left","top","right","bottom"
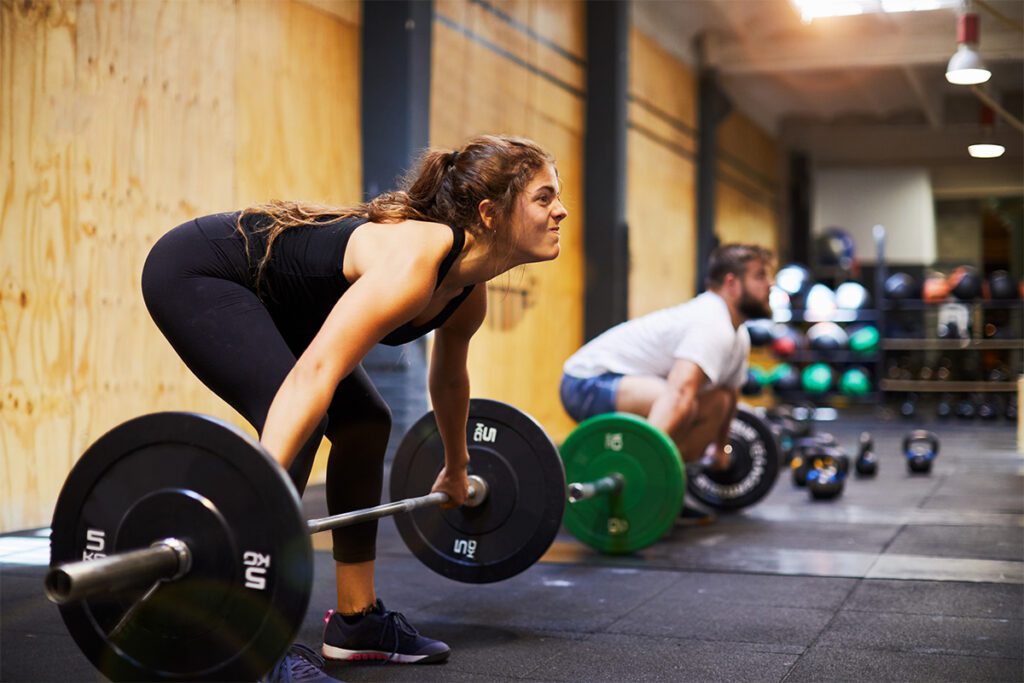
{"left": 706, "top": 243, "right": 774, "bottom": 288}
{"left": 237, "top": 134, "right": 555, "bottom": 287}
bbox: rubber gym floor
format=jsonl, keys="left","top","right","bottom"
{"left": 2, "top": 412, "right": 1022, "bottom": 682}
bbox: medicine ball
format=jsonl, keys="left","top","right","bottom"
{"left": 839, "top": 367, "right": 871, "bottom": 395}
{"left": 848, "top": 325, "right": 880, "bottom": 353}
{"left": 807, "top": 322, "right": 849, "bottom": 351}
{"left": 801, "top": 363, "right": 834, "bottom": 393}
{"left": 884, "top": 272, "right": 919, "bottom": 300}
{"left": 805, "top": 284, "right": 838, "bottom": 322}
{"left": 948, "top": 266, "right": 983, "bottom": 300}
{"left": 835, "top": 281, "right": 870, "bottom": 310}
{"left": 771, "top": 324, "right": 803, "bottom": 358}
{"left": 776, "top": 264, "right": 813, "bottom": 298}
{"left": 745, "top": 318, "right": 774, "bottom": 347}
{"left": 988, "top": 270, "right": 1019, "bottom": 300}
{"left": 816, "top": 227, "right": 856, "bottom": 270}
{"left": 922, "top": 275, "right": 950, "bottom": 303}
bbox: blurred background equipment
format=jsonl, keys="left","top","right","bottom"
{"left": 815, "top": 226, "right": 857, "bottom": 272}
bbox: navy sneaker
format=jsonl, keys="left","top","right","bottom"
{"left": 262, "top": 643, "right": 342, "bottom": 682}
{"left": 321, "top": 600, "right": 450, "bottom": 664}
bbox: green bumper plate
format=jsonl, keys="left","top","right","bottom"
{"left": 560, "top": 413, "right": 684, "bottom": 554}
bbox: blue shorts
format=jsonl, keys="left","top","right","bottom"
{"left": 559, "top": 372, "right": 623, "bottom": 423}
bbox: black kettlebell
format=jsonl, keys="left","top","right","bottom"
{"left": 1006, "top": 396, "right": 1018, "bottom": 421}
{"left": 904, "top": 430, "right": 939, "bottom": 474}
{"left": 791, "top": 433, "right": 837, "bottom": 487}
{"left": 977, "top": 396, "right": 1000, "bottom": 421}
{"left": 899, "top": 393, "right": 917, "bottom": 418}
{"left": 807, "top": 449, "right": 849, "bottom": 500}
{"left": 936, "top": 393, "right": 953, "bottom": 420}
{"left": 955, "top": 396, "right": 975, "bottom": 420}
{"left": 855, "top": 431, "right": 877, "bottom": 477}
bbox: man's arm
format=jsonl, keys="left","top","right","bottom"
{"left": 647, "top": 360, "right": 708, "bottom": 437}
{"left": 714, "top": 388, "right": 739, "bottom": 456}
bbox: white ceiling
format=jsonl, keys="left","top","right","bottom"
{"left": 633, "top": 0, "right": 1024, "bottom": 170}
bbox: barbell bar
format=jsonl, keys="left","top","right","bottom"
{"left": 45, "top": 538, "right": 191, "bottom": 605}
{"left": 47, "top": 476, "right": 488, "bottom": 607}
{"left": 567, "top": 473, "right": 624, "bottom": 503}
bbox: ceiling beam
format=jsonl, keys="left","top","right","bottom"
{"left": 782, "top": 121, "right": 1024, "bottom": 163}
{"left": 706, "top": 30, "right": 1022, "bottom": 74}
{"left": 901, "top": 65, "right": 943, "bottom": 129}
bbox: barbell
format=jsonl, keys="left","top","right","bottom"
{"left": 46, "top": 399, "right": 782, "bottom": 680}
{"left": 558, "top": 405, "right": 782, "bottom": 554}
{"left": 46, "top": 401, "right": 565, "bottom": 681}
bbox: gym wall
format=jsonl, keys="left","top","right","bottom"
{"left": 812, "top": 167, "right": 938, "bottom": 264}
{"left": 0, "top": 0, "right": 362, "bottom": 532}
{"left": 2, "top": 0, "right": 783, "bottom": 533}
{"left": 626, "top": 30, "right": 781, "bottom": 318}
{"left": 627, "top": 30, "right": 698, "bottom": 317}
{"left": 430, "top": 0, "right": 586, "bottom": 443}
{"left": 716, "top": 111, "right": 781, "bottom": 259}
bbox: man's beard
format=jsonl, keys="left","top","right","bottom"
{"left": 738, "top": 288, "right": 772, "bottom": 320}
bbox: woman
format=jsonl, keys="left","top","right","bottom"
{"left": 141, "top": 135, "right": 567, "bottom": 681}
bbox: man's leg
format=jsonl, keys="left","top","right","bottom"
{"left": 616, "top": 378, "right": 732, "bottom": 464}
{"left": 668, "top": 387, "right": 733, "bottom": 464}
{"left": 614, "top": 378, "right": 731, "bottom": 522}
{"left": 614, "top": 375, "right": 668, "bottom": 415}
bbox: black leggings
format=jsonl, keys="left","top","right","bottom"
{"left": 141, "top": 217, "right": 389, "bottom": 564}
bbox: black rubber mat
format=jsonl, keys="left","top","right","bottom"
{"left": 3, "top": 412, "right": 1021, "bottom": 682}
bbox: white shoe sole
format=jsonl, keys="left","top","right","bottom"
{"left": 321, "top": 643, "right": 439, "bottom": 664}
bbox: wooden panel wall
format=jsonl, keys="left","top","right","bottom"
{"left": 1, "top": 0, "right": 76, "bottom": 530}
{"left": 431, "top": 0, "right": 586, "bottom": 442}
{"left": 627, "top": 30, "right": 698, "bottom": 316}
{"left": 716, "top": 113, "right": 781, "bottom": 257}
{"left": 626, "top": 28, "right": 781, "bottom": 320}
{"left": 0, "top": 0, "right": 360, "bottom": 532}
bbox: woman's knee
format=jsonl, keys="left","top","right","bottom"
{"left": 326, "top": 401, "right": 392, "bottom": 452}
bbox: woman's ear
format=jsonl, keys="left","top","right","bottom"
{"left": 477, "top": 199, "right": 497, "bottom": 231}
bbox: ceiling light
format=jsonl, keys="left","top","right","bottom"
{"left": 968, "top": 105, "right": 1004, "bottom": 158}
{"left": 967, "top": 144, "right": 1005, "bottom": 158}
{"left": 946, "top": 44, "right": 991, "bottom": 85}
{"left": 791, "top": 0, "right": 957, "bottom": 22}
{"left": 946, "top": 13, "right": 991, "bottom": 85}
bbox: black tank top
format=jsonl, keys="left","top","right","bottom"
{"left": 229, "top": 212, "right": 474, "bottom": 347}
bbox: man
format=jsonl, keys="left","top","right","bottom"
{"left": 560, "top": 244, "right": 773, "bottom": 517}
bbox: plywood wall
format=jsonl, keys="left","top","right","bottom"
{"left": 431, "top": 0, "right": 586, "bottom": 442}
{"left": 627, "top": 28, "right": 781, "bottom": 318}
{"left": 2, "top": 1, "right": 782, "bottom": 531}
{"left": 1, "top": 0, "right": 361, "bottom": 532}
{"left": 1, "top": 0, "right": 77, "bottom": 530}
{"left": 716, "top": 112, "right": 781, "bottom": 257}
{"left": 627, "top": 30, "right": 698, "bottom": 316}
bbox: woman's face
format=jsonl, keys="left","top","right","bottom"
{"left": 508, "top": 164, "right": 567, "bottom": 264}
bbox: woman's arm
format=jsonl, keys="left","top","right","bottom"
{"left": 261, "top": 242, "right": 447, "bottom": 469}
{"left": 428, "top": 284, "right": 487, "bottom": 506}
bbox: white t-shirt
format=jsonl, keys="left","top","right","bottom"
{"left": 563, "top": 291, "right": 750, "bottom": 389}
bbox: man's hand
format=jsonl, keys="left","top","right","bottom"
{"left": 431, "top": 464, "right": 470, "bottom": 509}
{"left": 706, "top": 443, "right": 733, "bottom": 472}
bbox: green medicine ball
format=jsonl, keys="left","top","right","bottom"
{"left": 750, "top": 366, "right": 770, "bottom": 386}
{"left": 849, "top": 325, "right": 880, "bottom": 353}
{"left": 840, "top": 367, "right": 871, "bottom": 395}
{"left": 801, "top": 363, "right": 833, "bottom": 393}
